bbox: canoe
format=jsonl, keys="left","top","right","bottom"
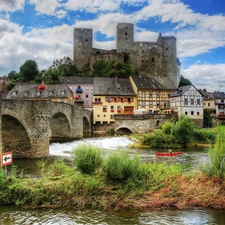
{"left": 156, "top": 152, "right": 182, "bottom": 157}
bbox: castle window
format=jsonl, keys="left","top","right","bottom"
{"left": 166, "top": 48, "right": 168, "bottom": 50}
{"left": 125, "top": 32, "right": 127, "bottom": 35}
{"left": 152, "top": 58, "right": 155, "bottom": 62}
{"left": 85, "top": 39, "right": 88, "bottom": 41}
{"left": 142, "top": 60, "right": 144, "bottom": 63}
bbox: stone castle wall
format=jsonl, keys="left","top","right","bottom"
{"left": 73, "top": 23, "right": 180, "bottom": 88}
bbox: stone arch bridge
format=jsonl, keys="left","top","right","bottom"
{"left": 0, "top": 98, "right": 92, "bottom": 158}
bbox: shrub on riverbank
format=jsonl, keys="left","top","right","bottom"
{"left": 71, "top": 143, "right": 103, "bottom": 175}
{"left": 142, "top": 115, "right": 195, "bottom": 148}
{"left": 201, "top": 127, "right": 225, "bottom": 177}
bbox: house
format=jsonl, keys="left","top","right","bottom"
{"left": 93, "top": 77, "right": 136, "bottom": 124}
{"left": 129, "top": 75, "right": 177, "bottom": 114}
{"left": 6, "top": 83, "right": 74, "bottom": 105}
{"left": 198, "top": 89, "right": 216, "bottom": 117}
{"left": 49, "top": 56, "right": 74, "bottom": 70}
{"left": 169, "top": 85, "right": 204, "bottom": 126}
{"left": 60, "top": 76, "right": 94, "bottom": 109}
{"left": 208, "top": 91, "right": 225, "bottom": 120}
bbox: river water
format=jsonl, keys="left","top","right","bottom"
{"left": 1, "top": 136, "right": 224, "bottom": 225}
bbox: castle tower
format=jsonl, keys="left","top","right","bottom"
{"left": 116, "top": 23, "right": 134, "bottom": 53}
{"left": 74, "top": 28, "right": 93, "bottom": 70}
{"left": 161, "top": 36, "right": 179, "bottom": 87}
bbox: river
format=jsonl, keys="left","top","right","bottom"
{"left": 1, "top": 136, "right": 224, "bottom": 225}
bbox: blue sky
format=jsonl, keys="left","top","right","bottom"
{"left": 0, "top": 0, "right": 225, "bottom": 92}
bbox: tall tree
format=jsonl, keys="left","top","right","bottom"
{"left": 19, "top": 60, "right": 39, "bottom": 82}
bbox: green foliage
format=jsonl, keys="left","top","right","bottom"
{"left": 193, "top": 129, "right": 217, "bottom": 144}
{"left": 103, "top": 150, "right": 141, "bottom": 183}
{"left": 142, "top": 115, "right": 195, "bottom": 148}
{"left": 71, "top": 143, "right": 103, "bottom": 174}
{"left": 171, "top": 115, "right": 195, "bottom": 147}
{"left": 19, "top": 59, "right": 39, "bottom": 82}
{"left": 179, "top": 76, "right": 192, "bottom": 87}
{"left": 203, "top": 108, "right": 213, "bottom": 127}
{"left": 7, "top": 80, "right": 17, "bottom": 91}
{"left": 202, "top": 127, "right": 225, "bottom": 177}
{"left": 92, "top": 60, "right": 109, "bottom": 77}
{"left": 0, "top": 169, "right": 6, "bottom": 189}
{"left": 92, "top": 59, "right": 136, "bottom": 78}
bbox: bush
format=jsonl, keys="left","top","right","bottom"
{"left": 201, "top": 127, "right": 225, "bottom": 177}
{"left": 0, "top": 169, "right": 6, "bottom": 189}
{"left": 71, "top": 143, "right": 103, "bottom": 175}
{"left": 103, "top": 150, "right": 141, "bottom": 183}
{"left": 193, "top": 129, "right": 217, "bottom": 144}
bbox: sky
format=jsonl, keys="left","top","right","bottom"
{"left": 0, "top": 0, "right": 225, "bottom": 92}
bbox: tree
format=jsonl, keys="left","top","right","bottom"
{"left": 19, "top": 60, "right": 39, "bottom": 82}
{"left": 179, "top": 76, "right": 192, "bottom": 87}
{"left": 92, "top": 60, "right": 109, "bottom": 77}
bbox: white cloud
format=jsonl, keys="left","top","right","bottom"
{"left": 0, "top": 0, "right": 24, "bottom": 12}
{"left": 182, "top": 64, "right": 225, "bottom": 92}
{"left": 29, "top": 0, "right": 60, "bottom": 15}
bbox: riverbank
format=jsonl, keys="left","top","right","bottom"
{"left": 1, "top": 160, "right": 225, "bottom": 210}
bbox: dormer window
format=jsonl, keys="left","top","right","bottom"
{"left": 61, "top": 91, "right": 65, "bottom": 95}
{"left": 13, "top": 91, "right": 17, "bottom": 96}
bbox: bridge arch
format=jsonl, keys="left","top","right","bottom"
{"left": 2, "top": 115, "right": 31, "bottom": 158}
{"left": 115, "top": 126, "right": 134, "bottom": 134}
{"left": 50, "top": 112, "right": 72, "bottom": 140}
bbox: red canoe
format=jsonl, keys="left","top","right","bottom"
{"left": 156, "top": 152, "right": 182, "bottom": 157}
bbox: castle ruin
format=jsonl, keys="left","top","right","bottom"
{"left": 73, "top": 23, "right": 181, "bottom": 88}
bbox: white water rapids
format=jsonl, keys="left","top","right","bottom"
{"left": 49, "top": 136, "right": 135, "bottom": 157}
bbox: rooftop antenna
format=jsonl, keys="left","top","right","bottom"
{"left": 219, "top": 85, "right": 221, "bottom": 91}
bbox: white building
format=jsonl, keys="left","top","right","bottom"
{"left": 169, "top": 85, "right": 204, "bottom": 126}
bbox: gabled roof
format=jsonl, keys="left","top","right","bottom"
{"left": 60, "top": 76, "right": 94, "bottom": 84}
{"left": 93, "top": 77, "right": 136, "bottom": 96}
{"left": 130, "top": 75, "right": 176, "bottom": 90}
{"left": 198, "top": 89, "right": 214, "bottom": 100}
{"left": 49, "top": 56, "right": 74, "bottom": 70}
{"left": 208, "top": 91, "right": 225, "bottom": 99}
{"left": 169, "top": 85, "right": 192, "bottom": 97}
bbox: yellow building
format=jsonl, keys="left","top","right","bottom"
{"left": 129, "top": 75, "right": 176, "bottom": 114}
{"left": 93, "top": 77, "right": 137, "bottom": 124}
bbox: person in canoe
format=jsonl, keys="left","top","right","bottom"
{"left": 168, "top": 148, "right": 173, "bottom": 154}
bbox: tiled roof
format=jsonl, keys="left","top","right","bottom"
{"left": 93, "top": 77, "right": 136, "bottom": 96}
{"left": 6, "top": 83, "right": 73, "bottom": 99}
{"left": 169, "top": 85, "right": 192, "bottom": 97}
{"left": 198, "top": 89, "right": 214, "bottom": 100}
{"left": 208, "top": 91, "right": 225, "bottom": 99}
{"left": 60, "top": 76, "right": 94, "bottom": 84}
{"left": 130, "top": 75, "right": 176, "bottom": 89}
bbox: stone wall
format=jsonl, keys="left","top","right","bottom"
{"left": 93, "top": 114, "right": 172, "bottom": 135}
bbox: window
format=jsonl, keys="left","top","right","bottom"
{"left": 197, "top": 99, "right": 200, "bottom": 105}
{"left": 117, "top": 106, "right": 121, "bottom": 110}
{"left": 61, "top": 91, "right": 65, "bottom": 95}
{"left": 121, "top": 97, "right": 124, "bottom": 102}
{"left": 107, "top": 97, "right": 111, "bottom": 102}
{"left": 191, "top": 111, "right": 194, "bottom": 115}
{"left": 110, "top": 106, "right": 114, "bottom": 112}
{"left": 114, "top": 97, "right": 117, "bottom": 102}
{"left": 128, "top": 97, "right": 131, "bottom": 102}
{"left": 142, "top": 92, "right": 145, "bottom": 98}
{"left": 191, "top": 99, "right": 194, "bottom": 105}
{"left": 49, "top": 91, "right": 53, "bottom": 96}
{"left": 221, "top": 100, "right": 224, "bottom": 103}
{"left": 149, "top": 92, "right": 152, "bottom": 98}
{"left": 208, "top": 103, "right": 210, "bottom": 107}
{"left": 185, "top": 111, "right": 188, "bottom": 115}
{"left": 156, "top": 102, "right": 159, "bottom": 108}
{"left": 197, "top": 112, "right": 200, "bottom": 115}
{"left": 110, "top": 115, "right": 114, "bottom": 119}
{"left": 142, "top": 101, "right": 145, "bottom": 107}
{"left": 13, "top": 91, "right": 17, "bottom": 96}
{"left": 184, "top": 98, "right": 188, "bottom": 105}
{"left": 149, "top": 102, "right": 153, "bottom": 108}
{"left": 95, "top": 98, "right": 101, "bottom": 102}
{"left": 103, "top": 105, "right": 107, "bottom": 112}
{"left": 86, "top": 94, "right": 88, "bottom": 98}
{"left": 37, "top": 91, "right": 41, "bottom": 96}
{"left": 156, "top": 91, "right": 160, "bottom": 98}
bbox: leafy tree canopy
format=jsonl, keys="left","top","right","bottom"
{"left": 19, "top": 59, "right": 39, "bottom": 82}
{"left": 179, "top": 76, "right": 192, "bottom": 87}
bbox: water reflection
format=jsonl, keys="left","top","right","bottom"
{"left": 0, "top": 206, "right": 225, "bottom": 225}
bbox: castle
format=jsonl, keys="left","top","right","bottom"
{"left": 73, "top": 23, "right": 181, "bottom": 89}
